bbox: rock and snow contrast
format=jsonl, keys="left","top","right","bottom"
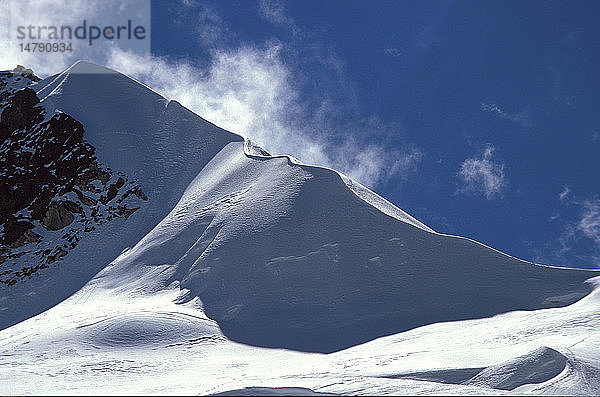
{"left": 0, "top": 61, "right": 599, "bottom": 395}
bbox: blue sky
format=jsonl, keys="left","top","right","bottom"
{"left": 148, "top": 0, "right": 600, "bottom": 268}
{"left": 2, "top": 0, "right": 599, "bottom": 268}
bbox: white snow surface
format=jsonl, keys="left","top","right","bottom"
{"left": 1, "top": 61, "right": 600, "bottom": 395}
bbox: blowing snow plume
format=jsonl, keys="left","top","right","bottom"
{"left": 106, "top": 47, "right": 422, "bottom": 189}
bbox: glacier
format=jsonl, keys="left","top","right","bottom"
{"left": 0, "top": 61, "right": 599, "bottom": 395}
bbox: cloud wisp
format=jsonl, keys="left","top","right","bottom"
{"left": 542, "top": 194, "right": 600, "bottom": 267}
{"left": 258, "top": 0, "right": 300, "bottom": 36}
{"left": 578, "top": 199, "right": 600, "bottom": 247}
{"left": 2, "top": 0, "right": 422, "bottom": 188}
{"left": 172, "top": 0, "right": 231, "bottom": 48}
{"left": 1, "top": 0, "right": 150, "bottom": 75}
{"left": 480, "top": 103, "right": 534, "bottom": 129}
{"left": 1, "top": 0, "right": 101, "bottom": 74}
{"left": 559, "top": 186, "right": 571, "bottom": 201}
{"left": 107, "top": 45, "right": 420, "bottom": 187}
{"left": 384, "top": 48, "right": 402, "bottom": 58}
{"left": 457, "top": 145, "right": 506, "bottom": 199}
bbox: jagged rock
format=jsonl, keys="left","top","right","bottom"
{"left": 2, "top": 217, "right": 34, "bottom": 245}
{"left": 73, "top": 188, "right": 97, "bottom": 206}
{"left": 0, "top": 88, "right": 40, "bottom": 133}
{"left": 119, "top": 206, "right": 140, "bottom": 220}
{"left": 0, "top": 183, "right": 12, "bottom": 223}
{"left": 0, "top": 71, "right": 147, "bottom": 285}
{"left": 46, "top": 247, "right": 68, "bottom": 264}
{"left": 0, "top": 103, "right": 26, "bottom": 132}
{"left": 7, "top": 229, "right": 42, "bottom": 249}
{"left": 13, "top": 65, "right": 41, "bottom": 82}
{"left": 133, "top": 186, "right": 148, "bottom": 201}
{"left": 12, "top": 87, "right": 39, "bottom": 111}
{"left": 15, "top": 263, "right": 48, "bottom": 278}
{"left": 0, "top": 121, "right": 10, "bottom": 142}
{"left": 41, "top": 204, "right": 74, "bottom": 231}
{"left": 102, "top": 184, "right": 119, "bottom": 204}
{"left": 62, "top": 200, "right": 84, "bottom": 214}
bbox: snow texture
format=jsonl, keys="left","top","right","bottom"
{"left": 1, "top": 61, "right": 599, "bottom": 395}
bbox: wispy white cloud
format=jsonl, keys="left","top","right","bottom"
{"left": 457, "top": 145, "right": 506, "bottom": 199}
{"left": 172, "top": 0, "right": 229, "bottom": 48}
{"left": 384, "top": 48, "right": 402, "bottom": 58}
{"left": 480, "top": 103, "right": 534, "bottom": 129}
{"left": 546, "top": 195, "right": 600, "bottom": 267}
{"left": 0, "top": 0, "right": 150, "bottom": 76}
{"left": 341, "top": 144, "right": 423, "bottom": 186}
{"left": 194, "top": 5, "right": 228, "bottom": 47}
{"left": 107, "top": 45, "right": 421, "bottom": 187}
{"left": 258, "top": 0, "right": 299, "bottom": 36}
{"left": 1, "top": 0, "right": 98, "bottom": 74}
{"left": 559, "top": 186, "right": 571, "bottom": 201}
{"left": 2, "top": 0, "right": 421, "bottom": 188}
{"left": 578, "top": 199, "right": 600, "bottom": 246}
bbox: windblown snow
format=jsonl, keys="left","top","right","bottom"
{"left": 0, "top": 61, "right": 599, "bottom": 395}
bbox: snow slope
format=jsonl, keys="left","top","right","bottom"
{"left": 103, "top": 136, "right": 598, "bottom": 352}
{"left": 0, "top": 61, "right": 599, "bottom": 394}
{"left": 0, "top": 264, "right": 599, "bottom": 395}
{"left": 0, "top": 61, "right": 241, "bottom": 330}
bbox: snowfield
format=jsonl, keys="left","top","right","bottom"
{"left": 0, "top": 61, "right": 599, "bottom": 395}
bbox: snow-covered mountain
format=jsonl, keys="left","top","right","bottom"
{"left": 0, "top": 61, "right": 599, "bottom": 395}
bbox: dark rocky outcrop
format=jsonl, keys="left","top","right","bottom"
{"left": 0, "top": 88, "right": 40, "bottom": 132}
{"left": 0, "top": 68, "right": 148, "bottom": 287}
{"left": 12, "top": 65, "right": 41, "bottom": 83}
{"left": 41, "top": 203, "right": 75, "bottom": 231}
{"left": 2, "top": 216, "right": 36, "bottom": 246}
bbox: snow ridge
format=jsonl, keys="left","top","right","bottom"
{"left": 1, "top": 61, "right": 599, "bottom": 395}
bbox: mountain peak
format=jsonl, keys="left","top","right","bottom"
{"left": 1, "top": 60, "right": 599, "bottom": 359}
{"left": 65, "top": 60, "right": 119, "bottom": 75}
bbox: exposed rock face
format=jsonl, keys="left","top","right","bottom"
{"left": 2, "top": 216, "right": 36, "bottom": 246}
{"left": 0, "top": 72, "right": 41, "bottom": 143}
{"left": 41, "top": 204, "right": 75, "bottom": 231}
{"left": 12, "top": 65, "right": 40, "bottom": 83}
{"left": 0, "top": 68, "right": 147, "bottom": 287}
{"left": 0, "top": 88, "right": 40, "bottom": 133}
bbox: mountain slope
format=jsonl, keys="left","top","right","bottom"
{"left": 1, "top": 248, "right": 599, "bottom": 395}
{"left": 0, "top": 61, "right": 241, "bottom": 329}
{"left": 2, "top": 61, "right": 597, "bottom": 352}
{"left": 105, "top": 137, "right": 598, "bottom": 352}
{"left": 0, "top": 61, "right": 599, "bottom": 394}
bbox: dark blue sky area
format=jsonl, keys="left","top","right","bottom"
{"left": 151, "top": 0, "right": 600, "bottom": 268}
